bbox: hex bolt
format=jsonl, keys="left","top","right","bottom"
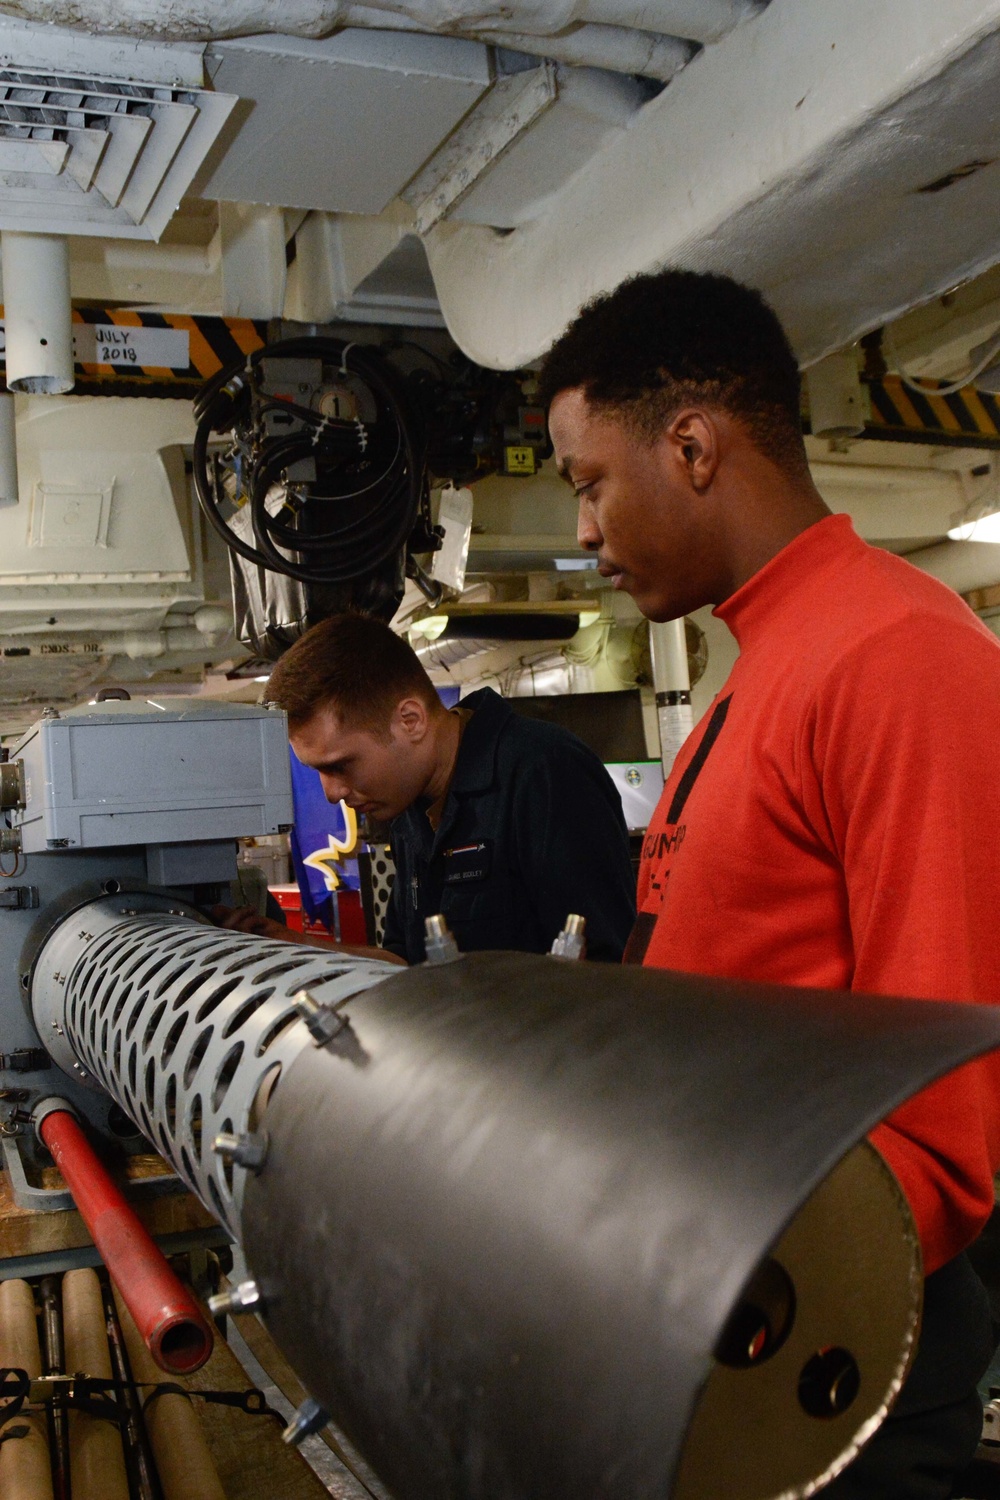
{"left": 282, "top": 1396, "right": 328, "bottom": 1447}
{"left": 212, "top": 1130, "right": 268, "bottom": 1173}
{"left": 293, "top": 989, "right": 349, "bottom": 1047}
{"left": 550, "top": 913, "right": 586, "bottom": 961}
{"left": 424, "top": 914, "right": 461, "bottom": 966}
{"left": 207, "top": 1278, "right": 261, "bottom": 1317}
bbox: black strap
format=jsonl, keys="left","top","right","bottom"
{"left": 141, "top": 1382, "right": 282, "bottom": 1424}
{"left": 667, "top": 693, "right": 733, "bottom": 824}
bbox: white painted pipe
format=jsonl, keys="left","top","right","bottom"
{"left": 1, "top": 233, "right": 74, "bottom": 395}
{"left": 3, "top": 0, "right": 760, "bottom": 46}
{"left": 346, "top": 5, "right": 692, "bottom": 76}
{"left": 805, "top": 352, "right": 865, "bottom": 439}
{"left": 468, "top": 23, "right": 692, "bottom": 79}
{"left": 648, "top": 617, "right": 692, "bottom": 775}
{"left": 0, "top": 393, "right": 19, "bottom": 507}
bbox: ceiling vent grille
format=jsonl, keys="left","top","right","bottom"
{"left": 0, "top": 66, "right": 236, "bottom": 240}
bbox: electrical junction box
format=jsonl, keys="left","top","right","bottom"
{"left": 9, "top": 698, "right": 294, "bottom": 853}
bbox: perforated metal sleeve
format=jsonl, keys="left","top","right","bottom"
{"left": 30, "top": 895, "right": 396, "bottom": 1237}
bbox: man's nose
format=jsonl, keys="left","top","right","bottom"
{"left": 577, "top": 496, "right": 602, "bottom": 552}
{"left": 319, "top": 773, "right": 348, "bottom": 804}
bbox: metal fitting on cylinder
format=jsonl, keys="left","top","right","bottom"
{"left": 424, "top": 913, "right": 460, "bottom": 965}
{"left": 212, "top": 1130, "right": 268, "bottom": 1174}
{"left": 31, "top": 1094, "right": 79, "bottom": 1140}
{"left": 294, "top": 989, "right": 349, "bottom": 1047}
{"left": 282, "top": 1397, "right": 328, "bottom": 1447}
{"left": 0, "top": 759, "right": 25, "bottom": 810}
{"left": 550, "top": 913, "right": 586, "bottom": 960}
{"left": 207, "top": 1279, "right": 261, "bottom": 1317}
{"left": 0, "top": 827, "right": 21, "bottom": 854}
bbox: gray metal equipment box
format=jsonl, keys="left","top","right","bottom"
{"left": 10, "top": 699, "right": 294, "bottom": 852}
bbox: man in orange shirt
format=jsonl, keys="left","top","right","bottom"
{"left": 541, "top": 269, "right": 1000, "bottom": 1498}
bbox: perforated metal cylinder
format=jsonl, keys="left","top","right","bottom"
{"left": 30, "top": 894, "right": 395, "bottom": 1238}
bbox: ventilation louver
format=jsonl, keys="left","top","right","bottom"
{"left": 0, "top": 66, "right": 236, "bottom": 240}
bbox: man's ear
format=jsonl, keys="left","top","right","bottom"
{"left": 664, "top": 409, "right": 721, "bottom": 492}
{"left": 392, "top": 695, "right": 430, "bottom": 744}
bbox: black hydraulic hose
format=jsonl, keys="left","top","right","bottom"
{"left": 191, "top": 337, "right": 426, "bottom": 588}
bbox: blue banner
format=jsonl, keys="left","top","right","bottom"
{"left": 288, "top": 746, "right": 360, "bottom": 923}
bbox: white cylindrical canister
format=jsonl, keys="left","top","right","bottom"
{"left": 2, "top": 232, "right": 74, "bottom": 395}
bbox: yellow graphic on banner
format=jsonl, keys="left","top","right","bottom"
{"left": 302, "top": 802, "right": 359, "bottom": 891}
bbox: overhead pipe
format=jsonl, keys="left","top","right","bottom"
{"left": 33, "top": 1102, "right": 214, "bottom": 1375}
{"left": 348, "top": 5, "right": 693, "bottom": 77}
{"left": 423, "top": 2, "right": 1000, "bottom": 370}
{"left": 468, "top": 22, "right": 693, "bottom": 78}
{"left": 1, "top": 232, "right": 74, "bottom": 396}
{"left": 0, "top": 393, "right": 19, "bottom": 507}
{"left": 649, "top": 617, "right": 693, "bottom": 774}
{"left": 6, "top": 0, "right": 763, "bottom": 46}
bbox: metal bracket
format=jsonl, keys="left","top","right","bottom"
{"left": 1, "top": 1133, "right": 187, "bottom": 1212}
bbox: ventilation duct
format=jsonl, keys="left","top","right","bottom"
{"left": 0, "top": 60, "right": 237, "bottom": 240}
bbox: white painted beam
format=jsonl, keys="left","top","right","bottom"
{"left": 219, "top": 202, "right": 286, "bottom": 318}
{"left": 424, "top": 0, "right": 1000, "bottom": 369}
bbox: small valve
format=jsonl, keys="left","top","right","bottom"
{"left": 550, "top": 914, "right": 586, "bottom": 961}
{"left": 424, "top": 913, "right": 460, "bottom": 966}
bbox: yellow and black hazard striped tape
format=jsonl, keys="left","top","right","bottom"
{"left": 0, "top": 308, "right": 268, "bottom": 398}
{"left": 861, "top": 375, "right": 1000, "bottom": 448}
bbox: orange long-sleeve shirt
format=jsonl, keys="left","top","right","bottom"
{"left": 632, "top": 513, "right": 1000, "bottom": 1273}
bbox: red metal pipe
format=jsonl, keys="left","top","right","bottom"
{"left": 39, "top": 1108, "right": 213, "bottom": 1375}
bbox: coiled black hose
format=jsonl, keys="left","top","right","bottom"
{"left": 192, "top": 337, "right": 425, "bottom": 587}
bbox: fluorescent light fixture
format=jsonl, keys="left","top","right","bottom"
{"left": 254, "top": 674, "right": 270, "bottom": 682}
{"left": 554, "top": 557, "right": 598, "bottom": 571}
{"left": 948, "top": 512, "right": 1000, "bottom": 542}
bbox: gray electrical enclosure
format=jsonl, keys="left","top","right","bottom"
{"left": 10, "top": 698, "right": 294, "bottom": 852}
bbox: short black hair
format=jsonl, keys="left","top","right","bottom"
{"left": 538, "top": 270, "right": 807, "bottom": 474}
{"left": 267, "top": 613, "right": 438, "bottom": 736}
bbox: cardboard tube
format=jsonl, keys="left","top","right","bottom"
{"left": 62, "top": 1270, "right": 129, "bottom": 1500}
{"left": 113, "top": 1289, "right": 226, "bottom": 1500}
{"left": 0, "top": 1279, "right": 54, "bottom": 1500}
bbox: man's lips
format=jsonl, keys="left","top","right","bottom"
{"left": 597, "top": 560, "right": 626, "bottom": 586}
